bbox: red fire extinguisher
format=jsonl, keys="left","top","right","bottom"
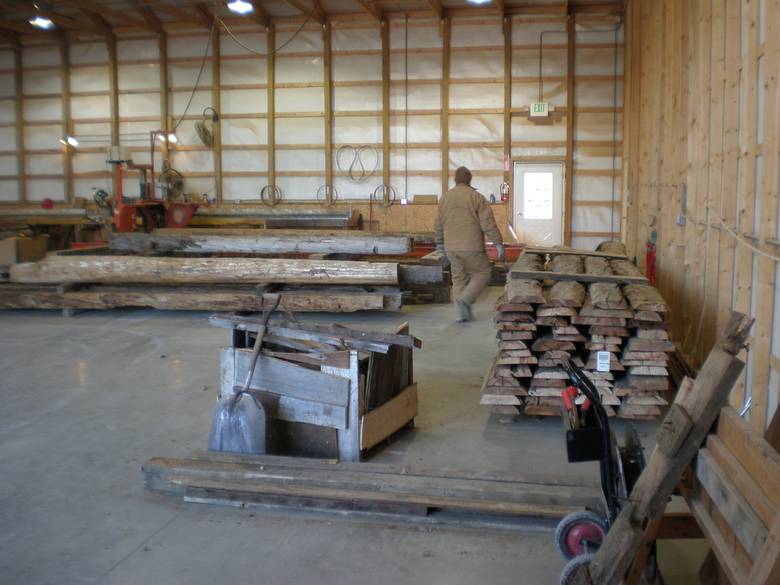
{"left": 645, "top": 229, "right": 657, "bottom": 287}
{"left": 499, "top": 182, "right": 510, "bottom": 203}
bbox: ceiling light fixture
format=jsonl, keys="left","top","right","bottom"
{"left": 29, "top": 16, "right": 54, "bottom": 29}
{"left": 227, "top": 0, "right": 254, "bottom": 14}
{"left": 166, "top": 133, "right": 178, "bottom": 144}
{"left": 59, "top": 136, "right": 78, "bottom": 147}
{"left": 466, "top": 0, "right": 491, "bottom": 4}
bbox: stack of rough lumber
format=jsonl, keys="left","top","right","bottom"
{"left": 0, "top": 229, "right": 423, "bottom": 313}
{"left": 480, "top": 243, "right": 673, "bottom": 419}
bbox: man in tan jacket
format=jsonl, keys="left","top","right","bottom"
{"left": 435, "top": 166, "right": 505, "bottom": 322}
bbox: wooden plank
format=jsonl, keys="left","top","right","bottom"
{"left": 716, "top": 406, "right": 780, "bottom": 510}
{"left": 706, "top": 433, "right": 776, "bottom": 527}
{"left": 142, "top": 453, "right": 601, "bottom": 518}
{"left": 361, "top": 384, "right": 417, "bottom": 450}
{"left": 232, "top": 348, "right": 350, "bottom": 407}
{"left": 9, "top": 255, "right": 400, "bottom": 286}
{"left": 522, "top": 246, "right": 627, "bottom": 260}
{"left": 510, "top": 269, "right": 647, "bottom": 285}
{"left": 749, "top": 513, "right": 780, "bottom": 585}
{"left": 220, "top": 348, "right": 347, "bottom": 430}
{"left": 108, "top": 230, "right": 413, "bottom": 254}
{"left": 0, "top": 283, "right": 395, "bottom": 312}
{"left": 688, "top": 494, "right": 750, "bottom": 585}
{"left": 324, "top": 351, "right": 361, "bottom": 461}
{"left": 212, "top": 313, "right": 422, "bottom": 350}
{"left": 695, "top": 448, "right": 769, "bottom": 560}
{"left": 158, "top": 31, "right": 170, "bottom": 164}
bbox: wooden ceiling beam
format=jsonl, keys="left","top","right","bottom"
{"left": 194, "top": 3, "right": 217, "bottom": 29}
{"left": 284, "top": 0, "right": 326, "bottom": 24}
{"left": 62, "top": 0, "right": 149, "bottom": 30}
{"left": 354, "top": 0, "right": 382, "bottom": 21}
{"left": 59, "top": 1, "right": 114, "bottom": 36}
{"left": 243, "top": 1, "right": 270, "bottom": 28}
{"left": 0, "top": 17, "right": 36, "bottom": 35}
{"left": 133, "top": 2, "right": 165, "bottom": 34}
{"left": 423, "top": 0, "right": 443, "bottom": 20}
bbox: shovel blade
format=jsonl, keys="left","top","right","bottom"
{"left": 207, "top": 394, "right": 267, "bottom": 455}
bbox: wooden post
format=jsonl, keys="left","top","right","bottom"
{"left": 13, "top": 40, "right": 26, "bottom": 203}
{"left": 211, "top": 25, "right": 223, "bottom": 204}
{"left": 381, "top": 18, "right": 390, "bottom": 202}
{"left": 748, "top": 0, "right": 779, "bottom": 433}
{"left": 158, "top": 32, "right": 170, "bottom": 165}
{"left": 503, "top": 16, "right": 512, "bottom": 186}
{"left": 267, "top": 24, "right": 276, "bottom": 191}
{"left": 323, "top": 21, "right": 333, "bottom": 204}
{"left": 58, "top": 35, "right": 73, "bottom": 204}
{"left": 107, "top": 34, "right": 119, "bottom": 190}
{"left": 440, "top": 15, "right": 450, "bottom": 197}
{"left": 564, "top": 12, "right": 575, "bottom": 246}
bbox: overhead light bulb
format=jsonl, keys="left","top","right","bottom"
{"left": 29, "top": 16, "right": 54, "bottom": 29}
{"left": 227, "top": 0, "right": 254, "bottom": 14}
{"left": 59, "top": 136, "right": 78, "bottom": 147}
{"left": 466, "top": 0, "right": 491, "bottom": 4}
{"left": 166, "top": 133, "right": 178, "bottom": 144}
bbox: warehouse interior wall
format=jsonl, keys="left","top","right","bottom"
{"left": 0, "top": 10, "right": 622, "bottom": 245}
{"left": 622, "top": 0, "right": 779, "bottom": 432}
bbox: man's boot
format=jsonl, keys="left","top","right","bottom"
{"left": 455, "top": 298, "right": 472, "bottom": 323}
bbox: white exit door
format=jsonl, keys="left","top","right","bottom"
{"left": 512, "top": 162, "right": 564, "bottom": 246}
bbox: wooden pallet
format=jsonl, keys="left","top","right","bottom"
{"left": 142, "top": 450, "right": 603, "bottom": 523}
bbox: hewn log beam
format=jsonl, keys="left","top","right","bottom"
{"left": 10, "top": 256, "right": 400, "bottom": 286}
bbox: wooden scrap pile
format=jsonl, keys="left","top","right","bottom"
{"left": 481, "top": 243, "right": 673, "bottom": 420}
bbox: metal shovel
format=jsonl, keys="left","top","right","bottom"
{"left": 207, "top": 294, "right": 281, "bottom": 454}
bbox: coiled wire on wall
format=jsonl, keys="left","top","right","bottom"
{"left": 316, "top": 184, "right": 340, "bottom": 207}
{"left": 336, "top": 145, "right": 380, "bottom": 183}
{"left": 371, "top": 184, "right": 397, "bottom": 208}
{"left": 260, "top": 185, "right": 282, "bottom": 207}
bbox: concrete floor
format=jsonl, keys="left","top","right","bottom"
{"left": 0, "top": 288, "right": 703, "bottom": 585}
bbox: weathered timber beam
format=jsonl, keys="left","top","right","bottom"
{"left": 108, "top": 229, "right": 413, "bottom": 255}
{"left": 10, "top": 255, "right": 400, "bottom": 286}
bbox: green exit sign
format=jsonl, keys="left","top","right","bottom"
{"left": 530, "top": 102, "right": 549, "bottom": 117}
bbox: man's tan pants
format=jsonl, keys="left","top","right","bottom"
{"left": 447, "top": 251, "right": 492, "bottom": 305}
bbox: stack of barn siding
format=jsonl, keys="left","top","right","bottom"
{"left": 481, "top": 244, "right": 672, "bottom": 419}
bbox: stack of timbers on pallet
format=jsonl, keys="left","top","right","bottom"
{"left": 481, "top": 242, "right": 674, "bottom": 420}
{"left": 0, "top": 229, "right": 447, "bottom": 312}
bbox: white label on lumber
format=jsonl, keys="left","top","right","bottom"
{"left": 596, "top": 351, "right": 611, "bottom": 372}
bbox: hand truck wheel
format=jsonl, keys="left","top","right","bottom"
{"left": 560, "top": 552, "right": 595, "bottom": 585}
{"left": 554, "top": 510, "right": 608, "bottom": 560}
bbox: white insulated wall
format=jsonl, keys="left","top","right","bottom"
{"left": 0, "top": 14, "right": 623, "bottom": 241}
